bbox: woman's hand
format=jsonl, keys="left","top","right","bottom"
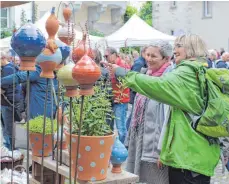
{"left": 100, "top": 61, "right": 119, "bottom": 76}
{"left": 157, "top": 159, "right": 164, "bottom": 170}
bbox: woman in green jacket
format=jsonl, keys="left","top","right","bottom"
{"left": 104, "top": 34, "right": 220, "bottom": 184}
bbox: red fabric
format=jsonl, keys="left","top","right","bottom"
{"left": 111, "top": 57, "right": 130, "bottom": 103}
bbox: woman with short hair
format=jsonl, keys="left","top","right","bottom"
{"left": 126, "top": 40, "right": 173, "bottom": 184}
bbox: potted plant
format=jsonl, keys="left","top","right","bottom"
{"left": 65, "top": 82, "right": 115, "bottom": 182}
{"left": 23, "top": 116, "right": 57, "bottom": 157}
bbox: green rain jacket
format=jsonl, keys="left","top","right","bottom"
{"left": 120, "top": 60, "right": 220, "bottom": 176}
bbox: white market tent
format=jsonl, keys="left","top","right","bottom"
{"left": 0, "top": 11, "right": 102, "bottom": 49}
{"left": 103, "top": 14, "right": 175, "bottom": 48}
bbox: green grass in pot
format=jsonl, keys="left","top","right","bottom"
{"left": 23, "top": 115, "right": 57, "bottom": 134}
{"left": 71, "top": 81, "right": 114, "bottom": 136}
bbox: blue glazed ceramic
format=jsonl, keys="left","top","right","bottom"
{"left": 110, "top": 136, "right": 128, "bottom": 173}
{"left": 11, "top": 22, "right": 46, "bottom": 58}
{"left": 35, "top": 39, "right": 62, "bottom": 78}
{"left": 35, "top": 46, "right": 62, "bottom": 65}
{"left": 55, "top": 40, "right": 70, "bottom": 62}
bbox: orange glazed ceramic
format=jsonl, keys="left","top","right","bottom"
{"left": 46, "top": 7, "right": 59, "bottom": 40}
{"left": 72, "top": 55, "right": 101, "bottom": 96}
{"left": 63, "top": 5, "right": 72, "bottom": 22}
{"left": 19, "top": 57, "right": 36, "bottom": 71}
{"left": 65, "top": 131, "right": 115, "bottom": 181}
{"left": 29, "top": 133, "right": 53, "bottom": 157}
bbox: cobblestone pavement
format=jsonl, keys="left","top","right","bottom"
{"left": 210, "top": 161, "right": 229, "bottom": 184}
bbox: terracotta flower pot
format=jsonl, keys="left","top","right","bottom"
{"left": 65, "top": 132, "right": 115, "bottom": 181}
{"left": 46, "top": 7, "right": 59, "bottom": 40}
{"left": 29, "top": 133, "right": 53, "bottom": 157}
{"left": 72, "top": 55, "right": 101, "bottom": 96}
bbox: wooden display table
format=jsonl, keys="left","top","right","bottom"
{"left": 30, "top": 151, "right": 139, "bottom": 184}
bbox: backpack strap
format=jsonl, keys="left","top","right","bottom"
{"left": 179, "top": 60, "right": 209, "bottom": 129}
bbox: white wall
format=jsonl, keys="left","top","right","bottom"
{"left": 12, "top": 2, "right": 33, "bottom": 28}
{"left": 152, "top": 1, "right": 229, "bottom": 51}
{"left": 190, "top": 1, "right": 229, "bottom": 51}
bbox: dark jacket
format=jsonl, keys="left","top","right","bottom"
{"left": 1, "top": 65, "right": 58, "bottom": 119}
{"left": 130, "top": 56, "right": 147, "bottom": 104}
{"left": 1, "top": 62, "right": 21, "bottom": 106}
{"left": 216, "top": 60, "right": 228, "bottom": 69}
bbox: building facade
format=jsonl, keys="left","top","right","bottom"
{"left": 1, "top": 1, "right": 126, "bottom": 36}
{"left": 35, "top": 1, "right": 127, "bottom": 36}
{"left": 1, "top": 2, "right": 32, "bottom": 30}
{"left": 152, "top": 1, "right": 229, "bottom": 51}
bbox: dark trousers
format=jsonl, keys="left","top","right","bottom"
{"left": 1, "top": 105, "right": 15, "bottom": 150}
{"left": 168, "top": 167, "right": 210, "bottom": 184}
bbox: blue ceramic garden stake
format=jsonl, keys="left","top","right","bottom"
{"left": 35, "top": 7, "right": 62, "bottom": 78}
{"left": 55, "top": 40, "right": 71, "bottom": 70}
{"left": 110, "top": 135, "right": 128, "bottom": 173}
{"left": 11, "top": 20, "right": 46, "bottom": 71}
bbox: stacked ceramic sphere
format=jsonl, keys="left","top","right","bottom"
{"left": 10, "top": 21, "right": 46, "bottom": 71}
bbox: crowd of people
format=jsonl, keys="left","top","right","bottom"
{"left": 1, "top": 34, "right": 229, "bottom": 184}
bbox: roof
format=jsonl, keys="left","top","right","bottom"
{"left": 1, "top": 1, "right": 30, "bottom": 8}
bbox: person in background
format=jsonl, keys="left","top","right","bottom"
{"left": 93, "top": 48, "right": 109, "bottom": 83}
{"left": 132, "top": 50, "right": 139, "bottom": 60}
{"left": 104, "top": 47, "right": 130, "bottom": 143}
{"left": 207, "top": 49, "right": 218, "bottom": 68}
{"left": 1, "top": 64, "right": 58, "bottom": 120}
{"left": 106, "top": 34, "right": 220, "bottom": 184}
{"left": 126, "top": 40, "right": 173, "bottom": 184}
{"left": 125, "top": 47, "right": 148, "bottom": 132}
{"left": 220, "top": 48, "right": 225, "bottom": 56}
{"left": 1, "top": 51, "right": 21, "bottom": 150}
{"left": 216, "top": 52, "right": 229, "bottom": 69}
{"left": 119, "top": 52, "right": 125, "bottom": 61}
{"left": 125, "top": 54, "right": 134, "bottom": 68}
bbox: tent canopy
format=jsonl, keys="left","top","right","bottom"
{"left": 103, "top": 14, "right": 175, "bottom": 48}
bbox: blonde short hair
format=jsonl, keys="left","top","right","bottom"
{"left": 175, "top": 34, "right": 208, "bottom": 59}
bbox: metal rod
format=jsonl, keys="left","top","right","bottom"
{"left": 69, "top": 97, "right": 73, "bottom": 184}
{"left": 10, "top": 55, "right": 16, "bottom": 183}
{"left": 74, "top": 95, "right": 84, "bottom": 184}
{"left": 59, "top": 92, "right": 64, "bottom": 165}
{"left": 51, "top": 79, "right": 54, "bottom": 160}
{"left": 26, "top": 71, "right": 30, "bottom": 184}
{"left": 55, "top": 82, "right": 60, "bottom": 184}
{"left": 51, "top": 79, "right": 58, "bottom": 106}
{"left": 41, "top": 78, "right": 49, "bottom": 184}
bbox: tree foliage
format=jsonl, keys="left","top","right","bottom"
{"left": 123, "top": 5, "right": 138, "bottom": 23}
{"left": 139, "top": 1, "right": 152, "bottom": 26}
{"left": 20, "top": 9, "right": 27, "bottom": 26}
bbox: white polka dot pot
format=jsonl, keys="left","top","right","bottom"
{"left": 65, "top": 131, "right": 115, "bottom": 181}
{"left": 29, "top": 133, "right": 53, "bottom": 157}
